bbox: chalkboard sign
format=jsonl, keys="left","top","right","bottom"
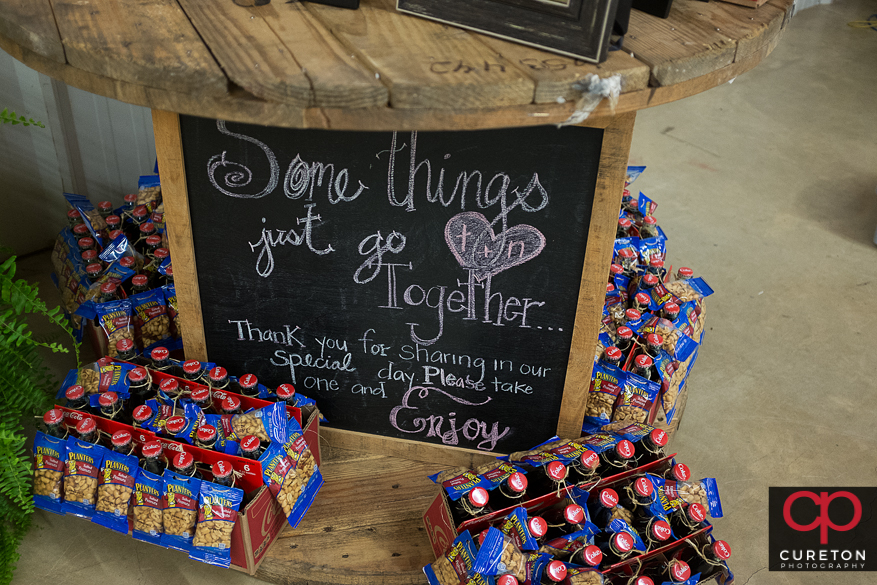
{"left": 179, "top": 115, "right": 602, "bottom": 454}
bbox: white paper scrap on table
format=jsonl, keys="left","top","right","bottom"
{"left": 559, "top": 74, "right": 622, "bottom": 127}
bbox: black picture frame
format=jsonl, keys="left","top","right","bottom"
{"left": 396, "top": 0, "right": 621, "bottom": 63}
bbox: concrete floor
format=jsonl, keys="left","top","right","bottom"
{"left": 9, "top": 0, "right": 877, "bottom": 583}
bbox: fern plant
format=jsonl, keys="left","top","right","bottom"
{"left": 0, "top": 253, "right": 79, "bottom": 585}
{"left": 0, "top": 108, "right": 44, "bottom": 128}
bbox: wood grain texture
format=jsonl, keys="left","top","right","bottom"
{"left": 625, "top": 0, "right": 737, "bottom": 86}
{"left": 720, "top": 0, "right": 793, "bottom": 62}
{"left": 476, "top": 36, "right": 651, "bottom": 104}
{"left": 49, "top": 0, "right": 226, "bottom": 95}
{"left": 305, "top": 0, "right": 535, "bottom": 109}
{"left": 321, "top": 427, "right": 497, "bottom": 468}
{"left": 0, "top": 0, "right": 64, "bottom": 63}
{"left": 151, "top": 110, "right": 209, "bottom": 362}
{"left": 556, "top": 112, "right": 636, "bottom": 439}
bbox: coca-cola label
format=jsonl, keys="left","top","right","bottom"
{"left": 635, "top": 477, "right": 653, "bottom": 497}
{"left": 613, "top": 531, "right": 634, "bottom": 552}
{"left": 652, "top": 520, "right": 672, "bottom": 541}
{"left": 635, "top": 578, "right": 654, "bottom": 585}
{"left": 583, "top": 545, "right": 602, "bottom": 566}
{"left": 688, "top": 502, "right": 707, "bottom": 522}
{"left": 240, "top": 373, "right": 258, "bottom": 388}
{"left": 564, "top": 504, "right": 584, "bottom": 524}
{"left": 673, "top": 463, "right": 691, "bottom": 481}
{"left": 468, "top": 487, "right": 489, "bottom": 507}
{"left": 650, "top": 428, "right": 668, "bottom": 447}
{"left": 546, "top": 560, "right": 567, "bottom": 581}
{"left": 580, "top": 449, "right": 600, "bottom": 469}
{"left": 616, "top": 440, "right": 634, "bottom": 459}
{"left": 508, "top": 472, "right": 527, "bottom": 493}
{"left": 44, "top": 409, "right": 64, "bottom": 425}
{"left": 713, "top": 540, "right": 731, "bottom": 560}
{"left": 670, "top": 560, "right": 691, "bottom": 581}
{"left": 141, "top": 441, "right": 162, "bottom": 458}
{"left": 528, "top": 516, "right": 547, "bottom": 538}
{"left": 547, "top": 461, "right": 567, "bottom": 481}
{"left": 600, "top": 489, "right": 619, "bottom": 508}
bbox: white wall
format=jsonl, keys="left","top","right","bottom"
{"left": 0, "top": 49, "right": 156, "bottom": 258}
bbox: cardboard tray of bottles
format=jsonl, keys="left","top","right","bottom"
{"left": 56, "top": 363, "right": 321, "bottom": 575}
{"left": 423, "top": 455, "right": 728, "bottom": 581}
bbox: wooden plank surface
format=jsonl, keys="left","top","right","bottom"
{"left": 625, "top": 0, "right": 738, "bottom": 86}
{"left": 152, "top": 110, "right": 209, "bottom": 362}
{"left": 306, "top": 0, "right": 535, "bottom": 109}
{"left": 476, "top": 37, "right": 651, "bottom": 104}
{"left": 0, "top": 0, "right": 65, "bottom": 63}
{"left": 556, "top": 112, "right": 636, "bottom": 439}
{"left": 720, "top": 0, "right": 793, "bottom": 62}
{"left": 49, "top": 0, "right": 226, "bottom": 95}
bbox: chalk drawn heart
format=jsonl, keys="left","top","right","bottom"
{"left": 444, "top": 212, "right": 546, "bottom": 281}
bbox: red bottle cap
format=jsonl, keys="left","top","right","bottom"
{"left": 151, "top": 347, "right": 169, "bottom": 362}
{"left": 670, "top": 560, "right": 691, "bottom": 582}
{"left": 166, "top": 416, "right": 186, "bottom": 434}
{"left": 133, "top": 204, "right": 148, "bottom": 218}
{"left": 67, "top": 209, "right": 82, "bottom": 220}
{"left": 99, "top": 281, "right": 117, "bottom": 295}
{"left": 618, "top": 248, "right": 636, "bottom": 259}
{"left": 677, "top": 267, "right": 694, "bottom": 278}
{"left": 85, "top": 263, "right": 103, "bottom": 279}
{"left": 468, "top": 487, "right": 489, "bottom": 508}
{"left": 128, "top": 367, "right": 148, "bottom": 383}
{"left": 546, "top": 461, "right": 567, "bottom": 481}
{"left": 131, "top": 274, "right": 148, "bottom": 287}
{"left": 616, "top": 326, "right": 633, "bottom": 341}
{"left": 649, "top": 428, "right": 668, "bottom": 447}
{"left": 497, "top": 575, "right": 519, "bottom": 585}
{"left": 209, "top": 366, "right": 228, "bottom": 382}
{"left": 634, "top": 477, "right": 653, "bottom": 497}
{"left": 115, "top": 338, "right": 134, "bottom": 354}
{"left": 142, "top": 440, "right": 162, "bottom": 459}
{"left": 712, "top": 540, "right": 732, "bottom": 560}
{"left": 107, "top": 214, "right": 121, "bottom": 226}
{"left": 133, "top": 405, "right": 153, "bottom": 423}
{"left": 212, "top": 460, "right": 233, "bottom": 480}
{"left": 646, "top": 333, "right": 664, "bottom": 347}
{"left": 636, "top": 578, "right": 655, "bottom": 585}
{"left": 183, "top": 360, "right": 202, "bottom": 375}
{"left": 643, "top": 215, "right": 657, "bottom": 226}
{"left": 111, "top": 430, "right": 132, "bottom": 447}
{"left": 239, "top": 373, "right": 258, "bottom": 389}
{"left": 99, "top": 392, "right": 119, "bottom": 407}
{"left": 159, "top": 377, "right": 179, "bottom": 394}
{"left": 616, "top": 439, "right": 635, "bottom": 459}
{"left": 663, "top": 301, "right": 680, "bottom": 315}
{"left": 66, "top": 385, "right": 85, "bottom": 400}
{"left": 643, "top": 274, "right": 659, "bottom": 286}
{"left": 145, "top": 234, "right": 162, "bottom": 247}
{"left": 634, "top": 354, "right": 653, "bottom": 369}
{"left": 528, "top": 516, "right": 547, "bottom": 538}
{"left": 43, "top": 408, "right": 64, "bottom": 425}
{"left": 221, "top": 395, "right": 241, "bottom": 413}
{"left": 564, "top": 504, "right": 584, "bottom": 524}
{"left": 507, "top": 472, "right": 527, "bottom": 493}
{"left": 97, "top": 356, "right": 113, "bottom": 368}
{"left": 276, "top": 384, "right": 296, "bottom": 400}
{"left": 154, "top": 248, "right": 170, "bottom": 259}
{"left": 688, "top": 502, "right": 707, "bottom": 523}
{"left": 580, "top": 449, "right": 600, "bottom": 470}
{"left": 606, "top": 282, "right": 615, "bottom": 293}
{"left": 599, "top": 488, "right": 619, "bottom": 508}
{"left": 139, "top": 222, "right": 156, "bottom": 234}
{"left": 241, "top": 435, "right": 261, "bottom": 453}
{"left": 81, "top": 249, "right": 98, "bottom": 262}
{"left": 118, "top": 254, "right": 135, "bottom": 267}
{"left": 173, "top": 451, "right": 194, "bottom": 471}
{"left": 98, "top": 200, "right": 113, "bottom": 211}
{"left": 610, "top": 263, "right": 624, "bottom": 275}
{"left": 613, "top": 531, "right": 634, "bottom": 553}
{"left": 604, "top": 346, "right": 623, "bottom": 362}
{"left": 635, "top": 292, "right": 651, "bottom": 307}
{"left": 625, "top": 308, "right": 641, "bottom": 322}
{"left": 76, "top": 417, "right": 96, "bottom": 435}
{"left": 125, "top": 193, "right": 138, "bottom": 204}
{"left": 582, "top": 545, "right": 603, "bottom": 567}
{"left": 73, "top": 223, "right": 89, "bottom": 236}
{"left": 191, "top": 387, "right": 211, "bottom": 403}
{"left": 545, "top": 560, "right": 567, "bottom": 582}
{"left": 652, "top": 520, "right": 672, "bottom": 541}
{"left": 618, "top": 217, "right": 633, "bottom": 228}
{"left": 196, "top": 425, "right": 217, "bottom": 443}
{"left": 164, "top": 265, "right": 173, "bottom": 277}
{"left": 671, "top": 462, "right": 691, "bottom": 481}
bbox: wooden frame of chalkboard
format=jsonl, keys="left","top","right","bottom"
{"left": 396, "top": 0, "right": 620, "bottom": 64}
{"left": 153, "top": 110, "right": 635, "bottom": 467}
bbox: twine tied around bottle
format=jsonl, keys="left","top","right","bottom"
{"left": 685, "top": 538, "right": 725, "bottom": 568}
{"left": 624, "top": 559, "right": 644, "bottom": 585}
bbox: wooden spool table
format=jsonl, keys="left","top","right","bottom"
{"left": 1, "top": 0, "right": 792, "bottom": 582}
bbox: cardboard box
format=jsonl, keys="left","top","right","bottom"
{"left": 423, "top": 454, "right": 674, "bottom": 558}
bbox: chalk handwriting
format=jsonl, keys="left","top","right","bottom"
{"left": 207, "top": 121, "right": 278, "bottom": 199}
{"left": 248, "top": 204, "right": 334, "bottom": 277}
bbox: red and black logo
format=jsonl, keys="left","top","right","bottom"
{"left": 770, "top": 487, "right": 876, "bottom": 571}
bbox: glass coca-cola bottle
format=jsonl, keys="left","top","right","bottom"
{"left": 542, "top": 503, "right": 586, "bottom": 543}
{"left": 111, "top": 430, "right": 133, "bottom": 455}
{"left": 593, "top": 529, "right": 636, "bottom": 567}
{"left": 65, "top": 385, "right": 89, "bottom": 411}
{"left": 687, "top": 540, "right": 731, "bottom": 578}
{"left": 140, "top": 440, "right": 165, "bottom": 475}
{"left": 676, "top": 267, "right": 693, "bottom": 281}
{"left": 76, "top": 417, "right": 99, "bottom": 444}
{"left": 661, "top": 302, "right": 680, "bottom": 323}
{"left": 601, "top": 346, "right": 623, "bottom": 369}
{"left": 171, "top": 451, "right": 202, "bottom": 479}
{"left": 664, "top": 462, "right": 690, "bottom": 483}
{"left": 209, "top": 366, "right": 230, "bottom": 390}
{"left": 195, "top": 425, "right": 218, "bottom": 450}
{"left": 644, "top": 333, "right": 664, "bottom": 359}
{"left": 569, "top": 448, "right": 601, "bottom": 483}
{"left": 640, "top": 215, "right": 659, "bottom": 239}
{"left": 491, "top": 471, "right": 528, "bottom": 510}
{"left": 190, "top": 387, "right": 213, "bottom": 414}
{"left": 601, "top": 439, "right": 636, "bottom": 471}
{"left": 615, "top": 326, "right": 635, "bottom": 359}
{"left": 239, "top": 434, "right": 263, "bottom": 460}
{"left": 638, "top": 559, "right": 691, "bottom": 585}
{"left": 221, "top": 395, "right": 241, "bottom": 416}
{"left": 633, "top": 516, "right": 673, "bottom": 551}
{"left": 632, "top": 292, "right": 651, "bottom": 314}
{"left": 540, "top": 560, "right": 567, "bottom": 584}
{"left": 212, "top": 461, "right": 235, "bottom": 488}
{"left": 115, "top": 338, "right": 137, "bottom": 362}
{"left": 453, "top": 486, "right": 490, "bottom": 519}
{"left": 590, "top": 488, "right": 621, "bottom": 529}
{"left": 132, "top": 404, "right": 154, "bottom": 429}
{"left": 630, "top": 354, "right": 657, "bottom": 381}
{"left": 43, "top": 409, "right": 66, "bottom": 438}
{"left": 669, "top": 502, "right": 706, "bottom": 539}
{"left": 238, "top": 373, "right": 260, "bottom": 398}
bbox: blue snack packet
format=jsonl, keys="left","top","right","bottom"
{"left": 61, "top": 437, "right": 106, "bottom": 519}
{"left": 429, "top": 468, "right": 491, "bottom": 501}
{"left": 585, "top": 362, "right": 625, "bottom": 428}
{"left": 132, "top": 468, "right": 165, "bottom": 546}
{"left": 637, "top": 191, "right": 657, "bottom": 217}
{"left": 666, "top": 276, "right": 714, "bottom": 304}
{"left": 625, "top": 165, "right": 646, "bottom": 187}
{"left": 259, "top": 421, "right": 323, "bottom": 528}
{"left": 201, "top": 413, "right": 241, "bottom": 455}
{"left": 33, "top": 432, "right": 67, "bottom": 515}
{"left": 64, "top": 192, "right": 104, "bottom": 246}
{"left": 99, "top": 233, "right": 142, "bottom": 266}
{"left": 92, "top": 299, "right": 135, "bottom": 358}
{"left": 92, "top": 448, "right": 139, "bottom": 533}
{"left": 160, "top": 471, "right": 202, "bottom": 552}
{"left": 478, "top": 461, "right": 527, "bottom": 491}
{"left": 189, "top": 482, "right": 245, "bottom": 568}
{"left": 424, "top": 531, "right": 485, "bottom": 585}
{"left": 497, "top": 507, "right": 543, "bottom": 552}
{"left": 613, "top": 371, "right": 661, "bottom": 426}
{"left": 131, "top": 288, "right": 173, "bottom": 351}
{"left": 232, "top": 401, "right": 288, "bottom": 445}
{"left": 607, "top": 518, "right": 647, "bottom": 555}
{"left": 473, "top": 526, "right": 532, "bottom": 580}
